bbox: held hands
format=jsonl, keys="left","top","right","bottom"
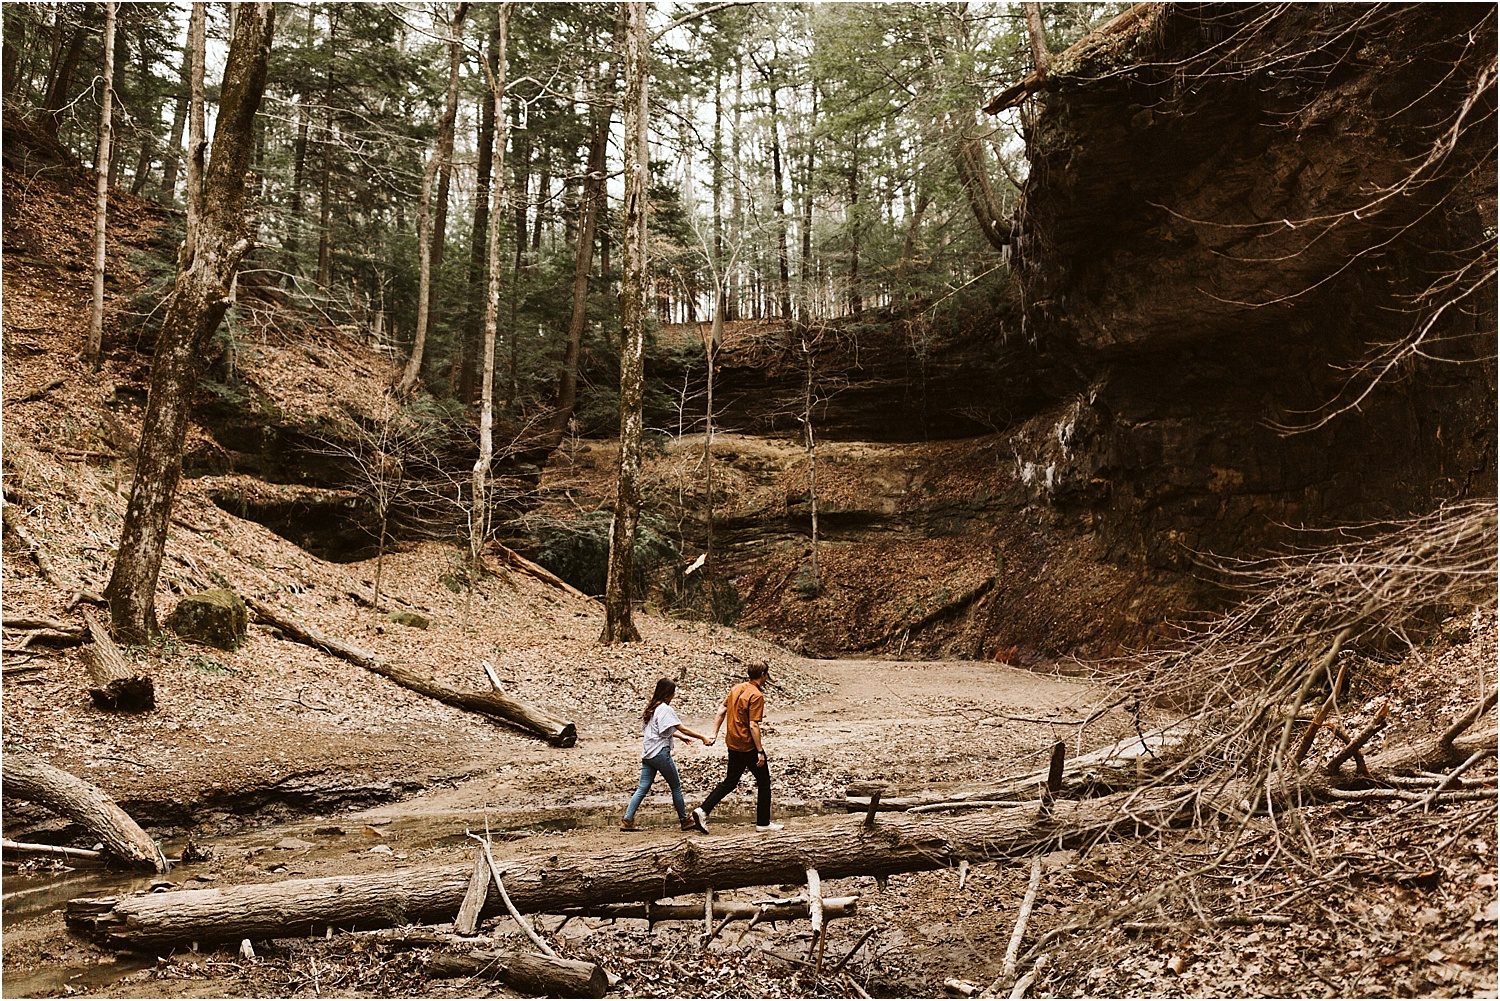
{"left": 703, "top": 735, "right": 714, "bottom": 746}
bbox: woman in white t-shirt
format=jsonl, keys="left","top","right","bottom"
{"left": 622, "top": 678, "right": 712, "bottom": 831}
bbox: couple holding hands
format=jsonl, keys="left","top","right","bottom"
{"left": 621, "top": 663, "right": 782, "bottom": 834}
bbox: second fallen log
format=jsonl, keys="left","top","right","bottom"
{"left": 245, "top": 597, "right": 576, "bottom": 747}
{"left": 563, "top": 895, "right": 858, "bottom": 925}
{"left": 426, "top": 950, "right": 608, "bottom": 998}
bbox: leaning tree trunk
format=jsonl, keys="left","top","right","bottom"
{"left": 397, "top": 2, "right": 469, "bottom": 397}
{"left": 3, "top": 752, "right": 165, "bottom": 872}
{"left": 104, "top": 4, "right": 275, "bottom": 644}
{"left": 470, "top": 3, "right": 508, "bottom": 577}
{"left": 81, "top": 609, "right": 154, "bottom": 711}
{"left": 67, "top": 789, "right": 1193, "bottom": 947}
{"left": 600, "top": 1, "right": 649, "bottom": 645}
{"left": 84, "top": 0, "right": 116, "bottom": 371}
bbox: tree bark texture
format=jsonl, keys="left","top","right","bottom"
{"left": 471, "top": 4, "right": 507, "bottom": 568}
{"left": 85, "top": 0, "right": 116, "bottom": 370}
{"left": 67, "top": 789, "right": 1191, "bottom": 947}
{"left": 82, "top": 608, "right": 154, "bottom": 711}
{"left": 3, "top": 752, "right": 166, "bottom": 873}
{"left": 426, "top": 950, "right": 609, "bottom": 998}
{"left": 564, "top": 896, "right": 857, "bottom": 924}
{"left": 398, "top": 2, "right": 469, "bottom": 397}
{"left": 600, "top": 1, "right": 649, "bottom": 645}
{"left": 244, "top": 597, "right": 576, "bottom": 746}
{"left": 104, "top": 4, "right": 275, "bottom": 644}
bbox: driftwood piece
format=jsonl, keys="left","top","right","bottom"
{"left": 245, "top": 597, "right": 576, "bottom": 747}
{"left": 81, "top": 610, "right": 155, "bottom": 711}
{"left": 426, "top": 949, "right": 608, "bottom": 998}
{"left": 2, "top": 752, "right": 166, "bottom": 872}
{"left": 66, "top": 789, "right": 1193, "bottom": 948}
{"left": 454, "top": 846, "right": 490, "bottom": 936}
{"left": 984, "top": 858, "right": 1042, "bottom": 998}
{"left": 1, "top": 838, "right": 104, "bottom": 861}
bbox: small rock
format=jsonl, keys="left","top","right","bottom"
{"left": 149, "top": 880, "right": 175, "bottom": 892}
{"left": 368, "top": 844, "right": 393, "bottom": 855}
{"left": 386, "top": 611, "right": 430, "bottom": 630}
{"left": 274, "top": 837, "right": 315, "bottom": 851}
{"left": 189, "top": 873, "right": 217, "bottom": 883}
{"left": 313, "top": 826, "right": 345, "bottom": 836}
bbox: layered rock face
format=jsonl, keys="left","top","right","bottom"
{"left": 1010, "top": 2, "right": 1497, "bottom": 567}
{"left": 588, "top": 3, "right": 1495, "bottom": 661}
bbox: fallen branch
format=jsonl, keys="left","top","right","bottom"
{"left": 489, "top": 546, "right": 593, "bottom": 602}
{"left": 1325, "top": 703, "right": 1387, "bottom": 775}
{"left": 985, "top": 858, "right": 1042, "bottom": 998}
{"left": 472, "top": 835, "right": 558, "bottom": 959}
{"left": 1, "top": 839, "right": 104, "bottom": 861}
{"left": 246, "top": 597, "right": 576, "bottom": 746}
{"left": 3, "top": 752, "right": 166, "bottom": 872}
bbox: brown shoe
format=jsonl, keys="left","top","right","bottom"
{"left": 681, "top": 817, "right": 697, "bottom": 832}
{"left": 620, "top": 817, "right": 637, "bottom": 832}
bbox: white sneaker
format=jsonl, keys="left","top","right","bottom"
{"left": 691, "top": 807, "right": 711, "bottom": 834}
{"left": 756, "top": 823, "right": 784, "bottom": 832}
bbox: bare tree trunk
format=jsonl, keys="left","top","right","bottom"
{"left": 600, "top": 0, "right": 649, "bottom": 645}
{"left": 315, "top": 11, "right": 335, "bottom": 288}
{"left": 158, "top": 28, "right": 190, "bottom": 204}
{"left": 84, "top": 1, "right": 116, "bottom": 371}
{"left": 41, "top": 12, "right": 88, "bottom": 138}
{"left": 729, "top": 54, "right": 743, "bottom": 321}
{"left": 104, "top": 3, "right": 276, "bottom": 644}
{"left": 538, "top": 8, "right": 626, "bottom": 456}
{"left": 471, "top": 4, "right": 508, "bottom": 583}
{"left": 1024, "top": 2, "right": 1051, "bottom": 77}
{"left": 950, "top": 118, "right": 1011, "bottom": 252}
{"left": 398, "top": 3, "right": 469, "bottom": 397}
{"left": 459, "top": 17, "right": 501, "bottom": 406}
{"left": 763, "top": 70, "right": 792, "bottom": 324}
{"left": 848, "top": 152, "right": 861, "bottom": 315}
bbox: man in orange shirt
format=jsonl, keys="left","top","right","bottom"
{"left": 692, "top": 662, "right": 782, "bottom": 833}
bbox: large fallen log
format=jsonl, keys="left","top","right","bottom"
{"left": 67, "top": 788, "right": 1193, "bottom": 948}
{"left": 3, "top": 752, "right": 166, "bottom": 873}
{"left": 245, "top": 597, "right": 576, "bottom": 747}
{"left": 81, "top": 609, "right": 155, "bottom": 711}
{"left": 426, "top": 949, "right": 608, "bottom": 998}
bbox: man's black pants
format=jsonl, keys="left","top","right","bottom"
{"left": 700, "top": 749, "right": 771, "bottom": 826}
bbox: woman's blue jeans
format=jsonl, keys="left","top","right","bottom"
{"left": 625, "top": 748, "right": 687, "bottom": 821}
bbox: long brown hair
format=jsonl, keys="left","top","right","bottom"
{"left": 643, "top": 678, "right": 676, "bottom": 723}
